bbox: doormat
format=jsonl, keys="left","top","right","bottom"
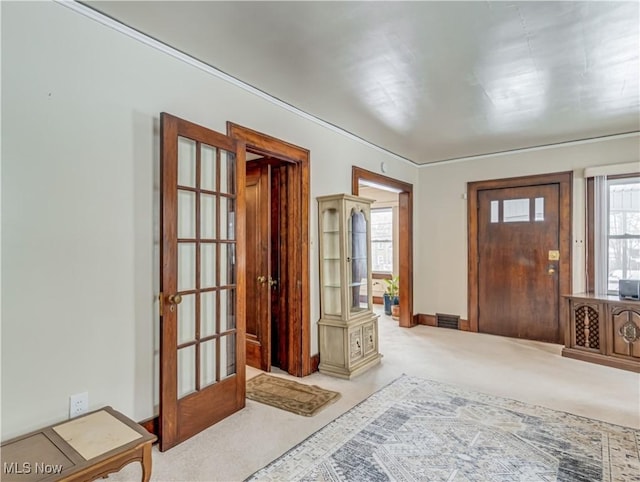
{"left": 247, "top": 375, "right": 640, "bottom": 481}
{"left": 246, "top": 374, "right": 340, "bottom": 417}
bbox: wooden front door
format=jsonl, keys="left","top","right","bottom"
{"left": 476, "top": 182, "right": 564, "bottom": 343}
{"left": 245, "top": 162, "right": 271, "bottom": 370}
{"left": 159, "top": 113, "right": 246, "bottom": 451}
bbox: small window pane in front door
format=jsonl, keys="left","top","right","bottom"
{"left": 535, "top": 197, "right": 545, "bottom": 221}
{"left": 490, "top": 200, "right": 499, "bottom": 223}
{"left": 503, "top": 198, "right": 530, "bottom": 222}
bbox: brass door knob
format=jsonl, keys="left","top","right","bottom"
{"left": 268, "top": 276, "right": 277, "bottom": 288}
{"left": 168, "top": 293, "right": 182, "bottom": 305}
{"left": 257, "top": 275, "right": 266, "bottom": 284}
{"left": 548, "top": 265, "right": 556, "bottom": 275}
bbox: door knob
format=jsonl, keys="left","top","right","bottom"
{"left": 257, "top": 275, "right": 266, "bottom": 284}
{"left": 268, "top": 276, "right": 277, "bottom": 288}
{"left": 548, "top": 265, "right": 556, "bottom": 275}
{"left": 168, "top": 293, "right": 182, "bottom": 305}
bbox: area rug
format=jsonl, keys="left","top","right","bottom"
{"left": 247, "top": 375, "right": 640, "bottom": 481}
{"left": 246, "top": 373, "right": 340, "bottom": 417}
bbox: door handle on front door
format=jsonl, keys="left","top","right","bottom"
{"left": 257, "top": 275, "right": 266, "bottom": 284}
{"left": 548, "top": 265, "right": 556, "bottom": 275}
{"left": 268, "top": 276, "right": 277, "bottom": 288}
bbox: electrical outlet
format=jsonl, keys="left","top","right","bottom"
{"left": 69, "top": 392, "right": 89, "bottom": 418}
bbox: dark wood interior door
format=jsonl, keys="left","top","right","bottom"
{"left": 160, "top": 113, "right": 246, "bottom": 451}
{"left": 477, "top": 184, "right": 561, "bottom": 343}
{"left": 245, "top": 162, "right": 271, "bottom": 370}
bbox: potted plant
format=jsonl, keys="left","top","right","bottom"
{"left": 383, "top": 276, "right": 400, "bottom": 317}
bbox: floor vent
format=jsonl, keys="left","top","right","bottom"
{"left": 436, "top": 313, "right": 460, "bottom": 330}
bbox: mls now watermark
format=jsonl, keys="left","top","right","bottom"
{"left": 4, "top": 462, "right": 64, "bottom": 475}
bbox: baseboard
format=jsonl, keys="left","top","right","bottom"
{"left": 310, "top": 353, "right": 320, "bottom": 373}
{"left": 139, "top": 416, "right": 159, "bottom": 438}
{"left": 415, "top": 313, "right": 471, "bottom": 331}
{"left": 416, "top": 314, "right": 437, "bottom": 326}
{"left": 459, "top": 318, "right": 471, "bottom": 331}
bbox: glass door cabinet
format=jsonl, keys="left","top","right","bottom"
{"left": 317, "top": 194, "right": 381, "bottom": 378}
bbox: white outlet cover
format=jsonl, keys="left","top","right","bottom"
{"left": 69, "top": 392, "right": 89, "bottom": 418}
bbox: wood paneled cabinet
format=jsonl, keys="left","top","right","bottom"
{"left": 317, "top": 194, "right": 382, "bottom": 378}
{"left": 563, "top": 294, "right": 640, "bottom": 372}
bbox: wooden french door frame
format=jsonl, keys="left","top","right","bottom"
{"left": 352, "top": 167, "right": 415, "bottom": 328}
{"left": 159, "top": 113, "right": 246, "bottom": 451}
{"left": 468, "top": 171, "right": 572, "bottom": 336}
{"left": 226, "top": 122, "right": 312, "bottom": 377}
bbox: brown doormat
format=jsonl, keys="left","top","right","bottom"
{"left": 246, "top": 373, "right": 340, "bottom": 417}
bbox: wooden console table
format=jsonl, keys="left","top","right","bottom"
{"left": 1, "top": 406, "right": 157, "bottom": 482}
{"left": 563, "top": 293, "right": 640, "bottom": 372}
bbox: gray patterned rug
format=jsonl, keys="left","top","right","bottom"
{"left": 247, "top": 375, "right": 640, "bottom": 482}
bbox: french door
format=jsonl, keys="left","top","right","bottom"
{"left": 159, "top": 113, "right": 246, "bottom": 451}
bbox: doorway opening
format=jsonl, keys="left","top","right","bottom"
{"left": 352, "top": 167, "right": 415, "bottom": 327}
{"left": 227, "top": 122, "right": 312, "bottom": 377}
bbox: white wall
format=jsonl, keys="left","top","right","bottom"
{"left": 416, "top": 135, "right": 640, "bottom": 319}
{"left": 0, "top": 1, "right": 418, "bottom": 439}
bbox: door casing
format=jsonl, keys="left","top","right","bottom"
{"left": 468, "top": 171, "right": 572, "bottom": 339}
{"left": 352, "top": 167, "right": 415, "bottom": 328}
{"left": 227, "top": 122, "right": 312, "bottom": 376}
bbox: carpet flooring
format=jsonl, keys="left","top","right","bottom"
{"left": 246, "top": 373, "right": 341, "bottom": 417}
{"left": 247, "top": 375, "right": 640, "bottom": 481}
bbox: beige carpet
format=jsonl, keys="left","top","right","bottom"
{"left": 246, "top": 373, "right": 340, "bottom": 416}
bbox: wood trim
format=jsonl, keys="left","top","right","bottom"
{"left": 352, "top": 167, "right": 415, "bottom": 328}
{"left": 309, "top": 354, "right": 320, "bottom": 373}
{"left": 227, "top": 122, "right": 312, "bottom": 376}
{"left": 372, "top": 272, "right": 392, "bottom": 280}
{"left": 139, "top": 417, "right": 159, "bottom": 438}
{"left": 417, "top": 314, "right": 436, "bottom": 326}
{"left": 468, "top": 171, "right": 573, "bottom": 337}
{"left": 562, "top": 347, "right": 640, "bottom": 373}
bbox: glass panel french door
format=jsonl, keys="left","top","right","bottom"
{"left": 160, "top": 113, "right": 245, "bottom": 451}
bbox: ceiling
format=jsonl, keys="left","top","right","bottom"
{"left": 85, "top": 1, "right": 640, "bottom": 165}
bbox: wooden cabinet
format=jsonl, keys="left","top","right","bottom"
{"left": 563, "top": 294, "right": 640, "bottom": 372}
{"left": 317, "top": 194, "right": 382, "bottom": 378}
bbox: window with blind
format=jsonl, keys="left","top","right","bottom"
{"left": 370, "top": 207, "right": 393, "bottom": 273}
{"left": 587, "top": 174, "right": 640, "bottom": 294}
